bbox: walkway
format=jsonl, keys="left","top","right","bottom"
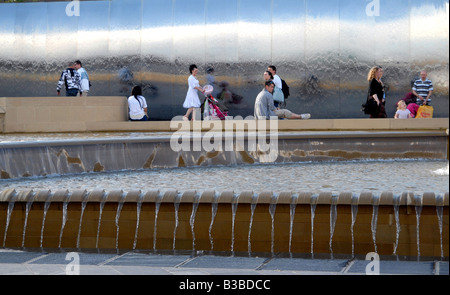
{"left": 0, "top": 249, "right": 448, "bottom": 276}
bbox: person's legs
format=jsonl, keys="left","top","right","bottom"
{"left": 192, "top": 107, "right": 201, "bottom": 121}
{"left": 66, "top": 89, "right": 78, "bottom": 96}
{"left": 289, "top": 113, "right": 311, "bottom": 119}
{"left": 276, "top": 109, "right": 310, "bottom": 120}
{"left": 184, "top": 108, "right": 193, "bottom": 120}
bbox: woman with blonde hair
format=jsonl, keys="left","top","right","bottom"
{"left": 366, "top": 66, "right": 387, "bottom": 118}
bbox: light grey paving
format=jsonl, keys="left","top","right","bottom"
{"left": 347, "top": 260, "right": 435, "bottom": 275}
{"left": 0, "top": 249, "right": 447, "bottom": 275}
{"left": 180, "top": 255, "right": 267, "bottom": 270}
{"left": 29, "top": 252, "right": 117, "bottom": 265}
{"left": 0, "top": 251, "right": 46, "bottom": 264}
{"left": 438, "top": 261, "right": 449, "bottom": 275}
{"left": 105, "top": 252, "right": 191, "bottom": 267}
{"left": 262, "top": 258, "right": 348, "bottom": 273}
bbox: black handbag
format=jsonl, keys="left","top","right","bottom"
{"left": 362, "top": 96, "right": 378, "bottom": 115}
{"left": 361, "top": 82, "right": 379, "bottom": 115}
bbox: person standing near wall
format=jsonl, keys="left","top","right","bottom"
{"left": 74, "top": 60, "right": 90, "bottom": 97}
{"left": 267, "top": 65, "right": 283, "bottom": 107}
{"left": 412, "top": 70, "right": 433, "bottom": 106}
{"left": 183, "top": 64, "right": 204, "bottom": 121}
{"left": 56, "top": 61, "right": 81, "bottom": 97}
{"left": 367, "top": 66, "right": 387, "bottom": 118}
{"left": 264, "top": 70, "right": 274, "bottom": 83}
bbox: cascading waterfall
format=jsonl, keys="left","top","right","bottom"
{"left": 0, "top": 189, "right": 447, "bottom": 259}
{"left": 115, "top": 192, "right": 126, "bottom": 250}
{"left": 231, "top": 194, "right": 239, "bottom": 255}
{"left": 269, "top": 195, "right": 277, "bottom": 256}
{"left": 189, "top": 192, "right": 201, "bottom": 251}
{"left": 132, "top": 191, "right": 144, "bottom": 250}
{"left": 2, "top": 191, "right": 17, "bottom": 247}
{"left": 371, "top": 194, "right": 380, "bottom": 253}
{"left": 329, "top": 194, "right": 338, "bottom": 259}
{"left": 21, "top": 191, "right": 36, "bottom": 248}
{"left": 208, "top": 193, "right": 219, "bottom": 251}
{"left": 40, "top": 192, "right": 54, "bottom": 248}
{"left": 414, "top": 193, "right": 423, "bottom": 259}
{"left": 153, "top": 192, "right": 163, "bottom": 251}
{"left": 288, "top": 195, "right": 298, "bottom": 257}
{"left": 436, "top": 193, "right": 444, "bottom": 259}
{"left": 393, "top": 194, "right": 401, "bottom": 257}
{"left": 351, "top": 193, "right": 359, "bottom": 258}
{"left": 172, "top": 193, "right": 182, "bottom": 250}
{"left": 58, "top": 192, "right": 71, "bottom": 248}
{"left": 76, "top": 192, "right": 89, "bottom": 249}
{"left": 247, "top": 194, "right": 258, "bottom": 255}
{"left": 95, "top": 191, "right": 108, "bottom": 249}
{"left": 310, "top": 193, "right": 319, "bottom": 257}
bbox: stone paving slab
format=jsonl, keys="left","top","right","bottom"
{"left": 261, "top": 258, "right": 348, "bottom": 273}
{"left": 439, "top": 261, "right": 449, "bottom": 275}
{"left": 28, "top": 252, "right": 117, "bottom": 265}
{"left": 347, "top": 260, "right": 435, "bottom": 275}
{"left": 180, "top": 255, "right": 267, "bottom": 270}
{"left": 0, "top": 251, "right": 45, "bottom": 264}
{"left": 105, "top": 252, "right": 191, "bottom": 267}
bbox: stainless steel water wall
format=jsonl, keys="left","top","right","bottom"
{"left": 0, "top": 0, "right": 448, "bottom": 119}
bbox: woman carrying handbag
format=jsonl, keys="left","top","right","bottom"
{"left": 366, "top": 66, "right": 387, "bottom": 118}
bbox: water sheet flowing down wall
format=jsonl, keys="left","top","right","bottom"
{"left": 1, "top": 131, "right": 447, "bottom": 180}
{"left": 1, "top": 189, "right": 448, "bottom": 259}
{"left": 0, "top": 0, "right": 448, "bottom": 119}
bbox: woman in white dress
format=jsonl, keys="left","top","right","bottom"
{"left": 183, "top": 64, "right": 204, "bottom": 121}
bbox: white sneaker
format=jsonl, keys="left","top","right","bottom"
{"left": 300, "top": 113, "right": 311, "bottom": 120}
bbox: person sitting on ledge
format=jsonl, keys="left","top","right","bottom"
{"left": 254, "top": 80, "right": 310, "bottom": 120}
{"left": 128, "top": 86, "right": 148, "bottom": 121}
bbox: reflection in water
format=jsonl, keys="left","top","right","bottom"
{"left": 1, "top": 160, "right": 448, "bottom": 194}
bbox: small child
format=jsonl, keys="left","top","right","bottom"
{"left": 394, "top": 100, "right": 411, "bottom": 119}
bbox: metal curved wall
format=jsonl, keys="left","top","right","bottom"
{"left": 0, "top": 0, "right": 448, "bottom": 120}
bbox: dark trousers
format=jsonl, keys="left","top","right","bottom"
{"left": 66, "top": 88, "right": 79, "bottom": 96}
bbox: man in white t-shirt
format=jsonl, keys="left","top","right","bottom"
{"left": 268, "top": 65, "right": 282, "bottom": 89}
{"left": 74, "top": 60, "right": 90, "bottom": 96}
{"left": 268, "top": 65, "right": 284, "bottom": 107}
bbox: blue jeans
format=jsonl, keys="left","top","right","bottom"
{"left": 130, "top": 115, "right": 148, "bottom": 121}
{"left": 66, "top": 88, "right": 79, "bottom": 96}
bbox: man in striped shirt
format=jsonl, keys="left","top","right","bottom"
{"left": 412, "top": 70, "right": 433, "bottom": 105}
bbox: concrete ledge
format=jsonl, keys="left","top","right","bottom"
{"left": 0, "top": 96, "right": 448, "bottom": 133}
{"left": 0, "top": 96, "right": 127, "bottom": 133}
{"left": 2, "top": 189, "right": 448, "bottom": 207}
{"left": 87, "top": 118, "right": 449, "bottom": 133}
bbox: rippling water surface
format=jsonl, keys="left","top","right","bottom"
{"left": 2, "top": 160, "right": 448, "bottom": 194}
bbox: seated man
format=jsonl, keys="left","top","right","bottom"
{"left": 254, "top": 80, "right": 310, "bottom": 120}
